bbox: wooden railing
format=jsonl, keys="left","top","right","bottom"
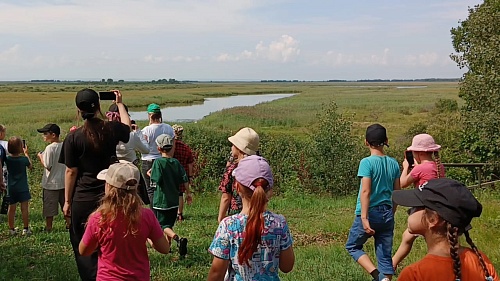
{"left": 442, "top": 163, "right": 497, "bottom": 188}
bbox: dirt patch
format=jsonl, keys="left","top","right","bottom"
{"left": 292, "top": 231, "right": 347, "bottom": 246}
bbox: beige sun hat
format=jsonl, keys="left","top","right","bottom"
{"left": 228, "top": 127, "right": 259, "bottom": 155}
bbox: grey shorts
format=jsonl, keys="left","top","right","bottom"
{"left": 43, "top": 189, "right": 65, "bottom": 217}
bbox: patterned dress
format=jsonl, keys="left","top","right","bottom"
{"left": 209, "top": 211, "right": 293, "bottom": 281}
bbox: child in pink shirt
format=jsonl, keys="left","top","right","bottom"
{"left": 393, "top": 133, "right": 445, "bottom": 269}
{"left": 79, "top": 161, "right": 170, "bottom": 281}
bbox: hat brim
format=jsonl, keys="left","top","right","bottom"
{"left": 406, "top": 144, "right": 441, "bottom": 152}
{"left": 37, "top": 128, "right": 49, "bottom": 133}
{"left": 228, "top": 136, "right": 256, "bottom": 156}
{"left": 96, "top": 169, "right": 108, "bottom": 181}
{"left": 392, "top": 189, "right": 425, "bottom": 208}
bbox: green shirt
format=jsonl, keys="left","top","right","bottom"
{"left": 150, "top": 157, "right": 188, "bottom": 210}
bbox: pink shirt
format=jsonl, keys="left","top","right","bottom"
{"left": 410, "top": 161, "right": 446, "bottom": 187}
{"left": 82, "top": 208, "right": 164, "bottom": 281}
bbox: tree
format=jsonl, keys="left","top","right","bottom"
{"left": 450, "top": 0, "right": 500, "bottom": 162}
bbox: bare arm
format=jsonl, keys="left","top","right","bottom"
{"left": 79, "top": 237, "right": 98, "bottom": 256}
{"left": 279, "top": 246, "right": 295, "bottom": 273}
{"left": 360, "top": 177, "right": 375, "bottom": 235}
{"left": 207, "top": 256, "right": 230, "bottom": 281}
{"left": 23, "top": 146, "right": 32, "bottom": 170}
{"left": 63, "top": 167, "right": 78, "bottom": 217}
{"left": 113, "top": 90, "right": 131, "bottom": 127}
{"left": 399, "top": 159, "right": 415, "bottom": 188}
{"left": 217, "top": 193, "right": 231, "bottom": 223}
{"left": 149, "top": 236, "right": 170, "bottom": 254}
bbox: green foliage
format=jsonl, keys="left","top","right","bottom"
{"left": 307, "top": 101, "right": 363, "bottom": 195}
{"left": 433, "top": 98, "right": 459, "bottom": 113}
{"left": 451, "top": 0, "right": 500, "bottom": 163}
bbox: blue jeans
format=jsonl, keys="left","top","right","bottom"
{"left": 345, "top": 205, "right": 395, "bottom": 276}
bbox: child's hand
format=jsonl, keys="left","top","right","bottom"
{"left": 23, "top": 145, "right": 28, "bottom": 155}
{"left": 361, "top": 218, "right": 375, "bottom": 235}
{"left": 63, "top": 202, "right": 71, "bottom": 218}
{"left": 185, "top": 193, "right": 193, "bottom": 205}
{"left": 146, "top": 169, "right": 151, "bottom": 177}
{"left": 402, "top": 158, "right": 409, "bottom": 170}
{"left": 112, "top": 90, "right": 123, "bottom": 104}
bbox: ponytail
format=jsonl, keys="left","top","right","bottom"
{"left": 434, "top": 151, "right": 443, "bottom": 178}
{"left": 464, "top": 231, "right": 493, "bottom": 280}
{"left": 238, "top": 179, "right": 269, "bottom": 266}
{"left": 447, "top": 223, "right": 462, "bottom": 280}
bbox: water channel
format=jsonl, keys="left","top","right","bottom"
{"left": 129, "top": 93, "right": 295, "bottom": 122}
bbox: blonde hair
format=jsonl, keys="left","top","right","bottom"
{"left": 94, "top": 180, "right": 143, "bottom": 237}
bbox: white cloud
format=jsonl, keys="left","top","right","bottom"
{"left": 0, "top": 44, "right": 21, "bottom": 62}
{"left": 321, "top": 48, "right": 390, "bottom": 66}
{"left": 215, "top": 35, "right": 300, "bottom": 63}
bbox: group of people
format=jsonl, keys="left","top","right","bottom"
{"left": 345, "top": 124, "right": 497, "bottom": 281}
{"left": 0, "top": 89, "right": 498, "bottom": 281}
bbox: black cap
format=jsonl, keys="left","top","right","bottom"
{"left": 75, "top": 89, "right": 99, "bottom": 113}
{"left": 37, "top": 123, "right": 61, "bottom": 135}
{"left": 393, "top": 178, "right": 482, "bottom": 230}
{"left": 108, "top": 103, "right": 129, "bottom": 113}
{"left": 366, "top": 123, "right": 388, "bottom": 147}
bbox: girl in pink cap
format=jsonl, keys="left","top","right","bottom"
{"left": 393, "top": 133, "right": 445, "bottom": 269}
{"left": 208, "top": 155, "right": 295, "bottom": 281}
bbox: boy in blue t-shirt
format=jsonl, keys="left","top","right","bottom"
{"left": 345, "top": 124, "right": 401, "bottom": 281}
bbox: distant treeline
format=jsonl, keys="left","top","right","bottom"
{"left": 24, "top": 78, "right": 460, "bottom": 84}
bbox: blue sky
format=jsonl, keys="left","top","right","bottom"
{"left": 0, "top": 0, "right": 482, "bottom": 81}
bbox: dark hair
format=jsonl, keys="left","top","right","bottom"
{"left": 7, "top": 136, "right": 22, "bottom": 155}
{"left": 159, "top": 145, "right": 173, "bottom": 153}
{"left": 238, "top": 178, "right": 270, "bottom": 266}
{"left": 464, "top": 231, "right": 493, "bottom": 280}
{"left": 149, "top": 112, "right": 162, "bottom": 122}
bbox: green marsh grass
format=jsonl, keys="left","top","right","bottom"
{"left": 0, "top": 82, "right": 498, "bottom": 280}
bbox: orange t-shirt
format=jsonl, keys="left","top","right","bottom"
{"left": 398, "top": 248, "right": 498, "bottom": 281}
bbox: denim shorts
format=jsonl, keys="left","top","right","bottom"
{"left": 345, "top": 205, "right": 395, "bottom": 276}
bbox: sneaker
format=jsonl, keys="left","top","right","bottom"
{"left": 9, "top": 228, "right": 18, "bottom": 236}
{"left": 179, "top": 238, "right": 188, "bottom": 257}
{"left": 22, "top": 228, "right": 32, "bottom": 236}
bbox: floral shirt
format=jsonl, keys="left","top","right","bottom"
{"left": 208, "top": 211, "right": 293, "bottom": 281}
{"left": 218, "top": 162, "right": 242, "bottom": 214}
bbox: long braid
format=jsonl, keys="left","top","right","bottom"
{"left": 434, "top": 151, "right": 443, "bottom": 178}
{"left": 447, "top": 223, "right": 461, "bottom": 281}
{"left": 464, "top": 231, "right": 493, "bottom": 280}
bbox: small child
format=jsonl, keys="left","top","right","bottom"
{"left": 6, "top": 136, "right": 33, "bottom": 235}
{"left": 345, "top": 124, "right": 401, "bottom": 281}
{"left": 36, "top": 123, "right": 69, "bottom": 231}
{"left": 207, "top": 155, "right": 294, "bottom": 280}
{"left": 393, "top": 178, "right": 498, "bottom": 281}
{"left": 79, "top": 161, "right": 170, "bottom": 280}
{"left": 393, "top": 133, "right": 445, "bottom": 269}
{"left": 148, "top": 134, "right": 189, "bottom": 256}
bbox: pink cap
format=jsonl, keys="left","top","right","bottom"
{"left": 233, "top": 155, "right": 273, "bottom": 191}
{"left": 407, "top": 134, "right": 441, "bottom": 152}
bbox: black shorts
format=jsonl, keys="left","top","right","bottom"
{"left": 154, "top": 208, "right": 178, "bottom": 229}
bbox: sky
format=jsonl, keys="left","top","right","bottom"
{"left": 0, "top": 0, "right": 483, "bottom": 81}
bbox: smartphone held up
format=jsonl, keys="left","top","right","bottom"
{"left": 405, "top": 150, "right": 414, "bottom": 167}
{"left": 99, "top": 91, "right": 116, "bottom": 100}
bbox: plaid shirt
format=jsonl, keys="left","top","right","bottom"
{"left": 173, "top": 139, "right": 194, "bottom": 176}
{"left": 218, "top": 162, "right": 243, "bottom": 214}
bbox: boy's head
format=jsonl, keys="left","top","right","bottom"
{"left": 156, "top": 134, "right": 174, "bottom": 153}
{"left": 365, "top": 124, "right": 388, "bottom": 147}
{"left": 97, "top": 161, "right": 140, "bottom": 191}
{"left": 172, "top": 124, "right": 184, "bottom": 140}
{"left": 393, "top": 178, "right": 482, "bottom": 232}
{"left": 37, "top": 124, "right": 61, "bottom": 142}
{"left": 7, "top": 136, "right": 23, "bottom": 155}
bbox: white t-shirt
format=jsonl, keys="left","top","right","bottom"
{"left": 140, "top": 123, "right": 174, "bottom": 161}
{"left": 116, "top": 131, "right": 150, "bottom": 162}
{"left": 41, "top": 142, "right": 65, "bottom": 190}
{"left": 0, "top": 140, "right": 8, "bottom": 154}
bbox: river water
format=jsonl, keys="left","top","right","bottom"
{"left": 129, "top": 93, "right": 295, "bottom": 122}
